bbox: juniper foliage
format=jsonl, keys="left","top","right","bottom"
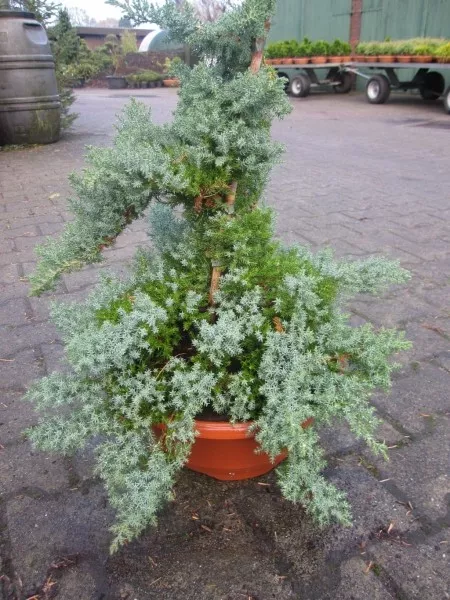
{"left": 27, "top": 0, "right": 410, "bottom": 551}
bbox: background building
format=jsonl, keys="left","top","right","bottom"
{"left": 269, "top": 0, "right": 450, "bottom": 45}
{"left": 75, "top": 27, "right": 153, "bottom": 50}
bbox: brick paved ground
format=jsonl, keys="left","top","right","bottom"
{"left": 1, "top": 89, "right": 449, "bottom": 600}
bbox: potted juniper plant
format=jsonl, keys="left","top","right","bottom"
{"left": 27, "top": 0, "right": 410, "bottom": 552}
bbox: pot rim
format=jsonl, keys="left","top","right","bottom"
{"left": 194, "top": 420, "right": 253, "bottom": 439}
{"left": 155, "top": 416, "right": 313, "bottom": 439}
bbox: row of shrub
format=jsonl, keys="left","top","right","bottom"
{"left": 265, "top": 37, "right": 450, "bottom": 63}
{"left": 125, "top": 71, "right": 164, "bottom": 87}
{"left": 355, "top": 38, "right": 450, "bottom": 61}
{"left": 265, "top": 38, "right": 351, "bottom": 59}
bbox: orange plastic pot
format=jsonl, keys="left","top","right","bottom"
{"left": 184, "top": 421, "right": 287, "bottom": 480}
{"left": 411, "top": 55, "right": 433, "bottom": 63}
{"left": 154, "top": 417, "right": 313, "bottom": 481}
{"left": 163, "top": 78, "right": 180, "bottom": 88}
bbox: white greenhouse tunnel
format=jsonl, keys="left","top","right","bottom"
{"left": 139, "top": 29, "right": 184, "bottom": 52}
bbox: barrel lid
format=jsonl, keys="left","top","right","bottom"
{"left": 0, "top": 10, "right": 36, "bottom": 19}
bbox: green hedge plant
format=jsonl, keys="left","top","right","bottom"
{"left": 435, "top": 41, "right": 450, "bottom": 62}
{"left": 330, "top": 39, "right": 351, "bottom": 56}
{"left": 27, "top": 0, "right": 411, "bottom": 552}
{"left": 311, "top": 40, "right": 331, "bottom": 57}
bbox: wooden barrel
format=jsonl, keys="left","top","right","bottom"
{"left": 0, "top": 10, "right": 60, "bottom": 145}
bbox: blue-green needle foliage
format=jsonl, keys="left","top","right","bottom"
{"left": 27, "top": 0, "right": 411, "bottom": 552}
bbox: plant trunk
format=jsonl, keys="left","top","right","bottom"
{"left": 208, "top": 20, "right": 271, "bottom": 307}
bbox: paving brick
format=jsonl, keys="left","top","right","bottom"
{"left": 0, "top": 389, "right": 37, "bottom": 445}
{"left": 319, "top": 419, "right": 406, "bottom": 457}
{"left": 0, "top": 239, "right": 14, "bottom": 253}
{"left": 335, "top": 557, "right": 395, "bottom": 600}
{"left": 368, "top": 532, "right": 450, "bottom": 600}
{"left": 0, "top": 263, "right": 20, "bottom": 285}
{"left": 37, "top": 221, "right": 64, "bottom": 236}
{"left": 0, "top": 297, "right": 31, "bottom": 326}
{"left": 350, "top": 290, "right": 438, "bottom": 328}
{"left": 6, "top": 487, "right": 112, "bottom": 593}
{"left": 0, "top": 440, "right": 68, "bottom": 495}
{"left": 0, "top": 321, "right": 59, "bottom": 356}
{"left": 0, "top": 348, "right": 45, "bottom": 390}
{"left": 372, "top": 363, "right": 450, "bottom": 435}
{"left": 2, "top": 224, "right": 40, "bottom": 239}
{"left": 0, "top": 282, "right": 29, "bottom": 304}
{"left": 364, "top": 417, "right": 450, "bottom": 522}
{"left": 0, "top": 214, "right": 64, "bottom": 231}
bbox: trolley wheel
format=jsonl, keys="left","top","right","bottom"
{"left": 333, "top": 71, "right": 353, "bottom": 94}
{"left": 366, "top": 74, "right": 391, "bottom": 104}
{"left": 419, "top": 71, "right": 445, "bottom": 100}
{"left": 290, "top": 74, "right": 311, "bottom": 98}
{"left": 444, "top": 86, "right": 450, "bottom": 114}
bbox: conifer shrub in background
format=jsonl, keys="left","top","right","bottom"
{"left": 27, "top": 0, "right": 410, "bottom": 551}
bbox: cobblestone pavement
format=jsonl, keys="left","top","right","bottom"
{"left": 1, "top": 89, "right": 449, "bottom": 600}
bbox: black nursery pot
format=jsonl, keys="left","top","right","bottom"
{"left": 106, "top": 76, "right": 128, "bottom": 89}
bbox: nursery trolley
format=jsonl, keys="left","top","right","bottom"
{"left": 273, "top": 62, "right": 450, "bottom": 114}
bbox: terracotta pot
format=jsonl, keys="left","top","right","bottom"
{"left": 155, "top": 417, "right": 313, "bottom": 481}
{"left": 378, "top": 55, "right": 396, "bottom": 63}
{"left": 354, "top": 55, "right": 366, "bottom": 62}
{"left": 163, "top": 78, "right": 180, "bottom": 88}
{"left": 411, "top": 55, "right": 433, "bottom": 63}
{"left": 282, "top": 58, "right": 294, "bottom": 64}
{"left": 265, "top": 58, "right": 274, "bottom": 65}
{"left": 329, "top": 56, "right": 351, "bottom": 63}
{"left": 365, "top": 56, "right": 379, "bottom": 62}
{"left": 397, "top": 55, "right": 412, "bottom": 63}
{"left": 311, "top": 56, "right": 327, "bottom": 64}
{"left": 293, "top": 57, "right": 309, "bottom": 64}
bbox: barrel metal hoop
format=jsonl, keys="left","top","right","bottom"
{"left": 0, "top": 101, "right": 60, "bottom": 113}
{"left": 0, "top": 54, "right": 54, "bottom": 62}
{"left": 0, "top": 62, "right": 55, "bottom": 71}
{"left": 0, "top": 94, "right": 60, "bottom": 105}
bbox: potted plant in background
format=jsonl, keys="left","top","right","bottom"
{"left": 395, "top": 40, "right": 414, "bottom": 63}
{"left": 27, "top": 0, "right": 410, "bottom": 552}
{"left": 354, "top": 42, "right": 368, "bottom": 62}
{"left": 162, "top": 56, "right": 182, "bottom": 87}
{"left": 364, "top": 41, "right": 382, "bottom": 62}
{"left": 436, "top": 41, "right": 450, "bottom": 63}
{"left": 277, "top": 41, "right": 291, "bottom": 64}
{"left": 105, "top": 34, "right": 128, "bottom": 89}
{"left": 378, "top": 40, "right": 396, "bottom": 63}
{"left": 411, "top": 43, "right": 433, "bottom": 63}
{"left": 65, "top": 61, "right": 98, "bottom": 88}
{"left": 310, "top": 40, "right": 330, "bottom": 64}
{"left": 293, "top": 37, "right": 312, "bottom": 64}
{"left": 329, "top": 39, "right": 351, "bottom": 63}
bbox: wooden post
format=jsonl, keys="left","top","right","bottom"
{"left": 350, "top": 0, "right": 363, "bottom": 47}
